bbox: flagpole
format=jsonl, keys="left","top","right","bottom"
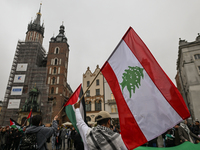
{"left": 56, "top": 69, "right": 102, "bottom": 116}
{"left": 78, "top": 69, "right": 101, "bottom": 103}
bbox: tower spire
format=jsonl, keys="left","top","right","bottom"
{"left": 33, "top": 3, "right": 42, "bottom": 25}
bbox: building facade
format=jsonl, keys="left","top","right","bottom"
{"left": 104, "top": 79, "right": 119, "bottom": 125}
{"left": 176, "top": 34, "right": 200, "bottom": 121}
{"left": 83, "top": 65, "right": 105, "bottom": 123}
{"left": 0, "top": 5, "right": 72, "bottom": 126}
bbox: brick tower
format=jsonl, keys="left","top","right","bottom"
{"left": 47, "top": 25, "right": 71, "bottom": 124}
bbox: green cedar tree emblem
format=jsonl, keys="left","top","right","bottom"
{"left": 120, "top": 66, "right": 144, "bottom": 98}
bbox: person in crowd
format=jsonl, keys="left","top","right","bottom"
{"left": 51, "top": 132, "right": 56, "bottom": 150}
{"left": 60, "top": 126, "right": 67, "bottom": 150}
{"left": 67, "top": 128, "right": 72, "bottom": 150}
{"left": 74, "top": 102, "right": 127, "bottom": 150}
{"left": 174, "top": 124, "right": 181, "bottom": 146}
{"left": 1, "top": 127, "right": 6, "bottom": 150}
{"left": 12, "top": 128, "right": 22, "bottom": 150}
{"left": 25, "top": 115, "right": 58, "bottom": 150}
{"left": 192, "top": 121, "right": 200, "bottom": 136}
{"left": 178, "top": 120, "right": 200, "bottom": 143}
{"left": 115, "top": 125, "right": 121, "bottom": 134}
{"left": 148, "top": 137, "right": 158, "bottom": 147}
{"left": 71, "top": 127, "right": 76, "bottom": 149}
{"left": 55, "top": 127, "right": 62, "bottom": 150}
{"left": 165, "top": 129, "right": 174, "bottom": 147}
{"left": 73, "top": 132, "right": 84, "bottom": 150}
{"left": 5, "top": 126, "right": 12, "bottom": 150}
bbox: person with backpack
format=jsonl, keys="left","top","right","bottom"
{"left": 21, "top": 115, "right": 58, "bottom": 150}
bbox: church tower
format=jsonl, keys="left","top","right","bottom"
{"left": 0, "top": 4, "right": 51, "bottom": 125}
{"left": 47, "top": 25, "right": 71, "bottom": 123}
{"left": 25, "top": 3, "right": 44, "bottom": 45}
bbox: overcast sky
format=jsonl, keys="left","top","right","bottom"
{"left": 0, "top": 0, "right": 200, "bottom": 100}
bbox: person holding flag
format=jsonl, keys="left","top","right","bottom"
{"left": 74, "top": 101, "right": 127, "bottom": 150}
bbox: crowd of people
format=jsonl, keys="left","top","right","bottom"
{"left": 0, "top": 114, "right": 200, "bottom": 150}
{"left": 144, "top": 120, "right": 200, "bottom": 147}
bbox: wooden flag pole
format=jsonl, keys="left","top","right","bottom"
{"left": 56, "top": 69, "right": 102, "bottom": 117}
{"left": 77, "top": 69, "right": 101, "bottom": 103}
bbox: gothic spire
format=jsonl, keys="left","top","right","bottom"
{"left": 33, "top": 3, "right": 42, "bottom": 25}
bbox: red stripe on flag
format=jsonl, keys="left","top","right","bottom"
{"left": 123, "top": 27, "right": 190, "bottom": 119}
{"left": 64, "top": 84, "right": 82, "bottom": 106}
{"left": 101, "top": 62, "right": 147, "bottom": 150}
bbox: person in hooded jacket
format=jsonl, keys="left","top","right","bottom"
{"left": 25, "top": 115, "right": 58, "bottom": 150}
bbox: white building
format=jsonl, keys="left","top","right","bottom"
{"left": 83, "top": 65, "right": 104, "bottom": 122}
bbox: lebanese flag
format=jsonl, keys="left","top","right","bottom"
{"left": 101, "top": 27, "right": 190, "bottom": 149}
{"left": 27, "top": 109, "right": 32, "bottom": 123}
{"left": 64, "top": 84, "right": 86, "bottom": 132}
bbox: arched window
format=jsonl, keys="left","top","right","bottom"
{"left": 55, "top": 47, "right": 59, "bottom": 54}
{"left": 58, "top": 67, "right": 60, "bottom": 74}
{"left": 194, "top": 54, "right": 200, "bottom": 60}
{"left": 48, "top": 77, "right": 50, "bottom": 84}
{"left": 95, "top": 100, "right": 101, "bottom": 111}
{"left": 51, "top": 87, "right": 54, "bottom": 94}
{"left": 55, "top": 59, "right": 58, "bottom": 65}
{"left": 53, "top": 67, "right": 57, "bottom": 74}
{"left": 57, "top": 76, "right": 59, "bottom": 84}
{"left": 49, "top": 67, "right": 52, "bottom": 74}
{"left": 56, "top": 87, "right": 58, "bottom": 94}
{"left": 52, "top": 77, "right": 56, "bottom": 84}
{"left": 86, "top": 101, "right": 91, "bottom": 111}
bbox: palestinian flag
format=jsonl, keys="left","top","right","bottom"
{"left": 27, "top": 109, "right": 32, "bottom": 123}
{"left": 101, "top": 27, "right": 190, "bottom": 149}
{"left": 10, "top": 118, "right": 22, "bottom": 131}
{"left": 64, "top": 84, "right": 86, "bottom": 132}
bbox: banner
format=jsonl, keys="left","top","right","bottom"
{"left": 14, "top": 75, "right": 26, "bottom": 83}
{"left": 7, "top": 99, "right": 21, "bottom": 109}
{"left": 16, "top": 63, "right": 28, "bottom": 71}
{"left": 11, "top": 86, "right": 23, "bottom": 95}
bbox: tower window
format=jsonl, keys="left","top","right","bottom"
{"left": 53, "top": 67, "right": 57, "bottom": 74}
{"left": 52, "top": 77, "right": 56, "bottom": 84}
{"left": 51, "top": 87, "right": 54, "bottom": 94}
{"left": 194, "top": 54, "right": 200, "bottom": 60}
{"left": 96, "top": 89, "right": 100, "bottom": 96}
{"left": 96, "top": 79, "right": 99, "bottom": 86}
{"left": 55, "top": 47, "right": 59, "bottom": 54}
{"left": 95, "top": 100, "right": 101, "bottom": 111}
{"left": 87, "top": 81, "right": 90, "bottom": 87}
{"left": 198, "top": 66, "right": 200, "bottom": 72}
{"left": 55, "top": 59, "right": 58, "bottom": 65}
{"left": 86, "top": 90, "right": 90, "bottom": 97}
{"left": 86, "top": 101, "right": 91, "bottom": 111}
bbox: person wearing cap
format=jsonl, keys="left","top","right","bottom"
{"left": 74, "top": 102, "right": 127, "bottom": 150}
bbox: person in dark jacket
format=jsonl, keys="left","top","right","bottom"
{"left": 73, "top": 132, "right": 84, "bottom": 150}
{"left": 1, "top": 127, "right": 6, "bottom": 150}
{"left": 178, "top": 120, "right": 200, "bottom": 143}
{"left": 55, "top": 127, "right": 61, "bottom": 150}
{"left": 192, "top": 121, "right": 200, "bottom": 136}
{"left": 25, "top": 115, "right": 58, "bottom": 150}
{"left": 5, "top": 126, "right": 12, "bottom": 150}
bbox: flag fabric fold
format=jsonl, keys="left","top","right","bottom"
{"left": 64, "top": 84, "right": 86, "bottom": 133}
{"left": 10, "top": 118, "right": 22, "bottom": 131}
{"left": 101, "top": 27, "right": 190, "bottom": 149}
{"left": 27, "top": 109, "right": 32, "bottom": 123}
